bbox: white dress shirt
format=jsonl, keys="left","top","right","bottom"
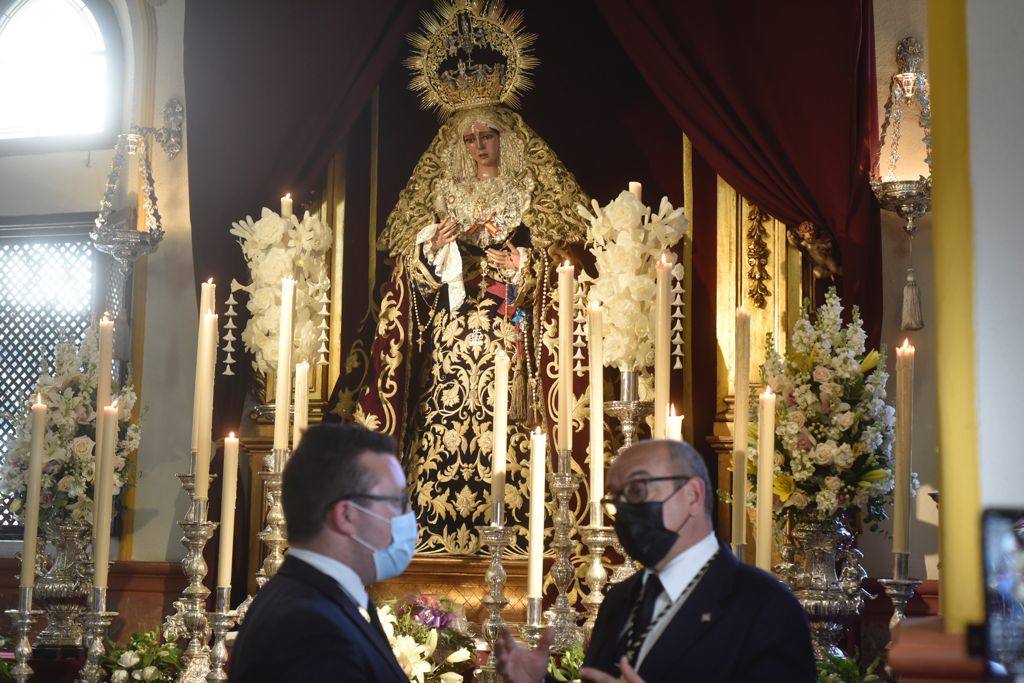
{"left": 635, "top": 531, "right": 720, "bottom": 667}
{"left": 287, "top": 547, "right": 369, "bottom": 613}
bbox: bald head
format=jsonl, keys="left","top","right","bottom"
{"left": 609, "top": 439, "right": 715, "bottom": 520}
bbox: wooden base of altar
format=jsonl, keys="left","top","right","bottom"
{"left": 888, "top": 617, "right": 986, "bottom": 682}
{"left": 370, "top": 554, "right": 529, "bottom": 625}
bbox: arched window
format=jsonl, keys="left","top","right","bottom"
{"left": 0, "top": 0, "right": 121, "bottom": 152}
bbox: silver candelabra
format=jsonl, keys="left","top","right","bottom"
{"left": 6, "top": 587, "right": 41, "bottom": 683}
{"left": 579, "top": 524, "right": 616, "bottom": 639}
{"left": 519, "top": 597, "right": 547, "bottom": 651}
{"left": 206, "top": 587, "right": 236, "bottom": 682}
{"left": 547, "top": 449, "right": 583, "bottom": 651}
{"left": 879, "top": 552, "right": 922, "bottom": 642}
{"left": 77, "top": 587, "right": 118, "bottom": 683}
{"left": 237, "top": 447, "right": 289, "bottom": 624}
{"left": 475, "top": 512, "right": 514, "bottom": 683}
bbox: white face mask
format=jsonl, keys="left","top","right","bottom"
{"left": 349, "top": 502, "right": 418, "bottom": 581}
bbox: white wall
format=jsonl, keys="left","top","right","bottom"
{"left": 863, "top": 0, "right": 940, "bottom": 580}
{"left": 0, "top": 0, "right": 194, "bottom": 561}
{"left": 967, "top": 0, "right": 1024, "bottom": 508}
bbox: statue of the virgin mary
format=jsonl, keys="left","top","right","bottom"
{"left": 327, "top": 0, "right": 588, "bottom": 555}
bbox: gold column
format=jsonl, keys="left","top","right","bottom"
{"left": 928, "top": 0, "right": 984, "bottom": 634}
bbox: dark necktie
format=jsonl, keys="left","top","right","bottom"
{"left": 616, "top": 573, "right": 664, "bottom": 668}
{"left": 366, "top": 596, "right": 389, "bottom": 644}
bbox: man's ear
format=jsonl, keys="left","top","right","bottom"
{"left": 689, "top": 477, "right": 705, "bottom": 513}
{"left": 325, "top": 500, "right": 356, "bottom": 536}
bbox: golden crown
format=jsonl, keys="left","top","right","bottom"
{"left": 406, "top": 0, "right": 538, "bottom": 116}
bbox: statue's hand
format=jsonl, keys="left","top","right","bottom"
{"left": 486, "top": 243, "right": 520, "bottom": 271}
{"left": 431, "top": 217, "right": 459, "bottom": 251}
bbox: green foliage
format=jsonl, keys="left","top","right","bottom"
{"left": 816, "top": 651, "right": 882, "bottom": 683}
{"left": 104, "top": 629, "right": 180, "bottom": 682}
{"left": 547, "top": 644, "right": 585, "bottom": 682}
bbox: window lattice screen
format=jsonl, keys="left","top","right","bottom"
{"left": 0, "top": 238, "right": 95, "bottom": 533}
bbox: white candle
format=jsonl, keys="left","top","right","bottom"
{"left": 588, "top": 302, "right": 604, "bottom": 526}
{"left": 653, "top": 253, "right": 671, "bottom": 438}
{"left": 192, "top": 280, "right": 216, "bottom": 453}
{"left": 94, "top": 314, "right": 114, "bottom": 521}
{"left": 755, "top": 386, "right": 777, "bottom": 571}
{"left": 557, "top": 262, "right": 574, "bottom": 452}
{"left": 273, "top": 278, "right": 296, "bottom": 450}
{"left": 195, "top": 312, "right": 219, "bottom": 501}
{"left": 281, "top": 193, "right": 293, "bottom": 218}
{"left": 666, "top": 405, "right": 684, "bottom": 441}
{"left": 893, "top": 339, "right": 915, "bottom": 555}
{"left": 527, "top": 428, "right": 547, "bottom": 599}
{"left": 733, "top": 307, "right": 751, "bottom": 548}
{"left": 628, "top": 181, "right": 642, "bottom": 201}
{"left": 492, "top": 350, "right": 509, "bottom": 524}
{"left": 93, "top": 404, "right": 118, "bottom": 590}
{"left": 292, "top": 361, "right": 310, "bottom": 450}
{"left": 20, "top": 397, "right": 46, "bottom": 589}
{"left": 217, "top": 434, "right": 239, "bottom": 588}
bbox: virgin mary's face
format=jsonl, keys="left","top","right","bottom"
{"left": 462, "top": 122, "right": 500, "bottom": 176}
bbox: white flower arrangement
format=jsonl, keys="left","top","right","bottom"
{"left": 229, "top": 207, "right": 332, "bottom": 375}
{"left": 578, "top": 190, "right": 688, "bottom": 371}
{"left": 0, "top": 327, "right": 140, "bottom": 529}
{"left": 753, "top": 287, "right": 900, "bottom": 524}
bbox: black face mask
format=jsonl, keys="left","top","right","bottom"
{"left": 613, "top": 488, "right": 689, "bottom": 568}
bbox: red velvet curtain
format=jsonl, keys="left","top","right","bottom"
{"left": 183, "top": 0, "right": 422, "bottom": 437}
{"left": 596, "top": 0, "right": 882, "bottom": 342}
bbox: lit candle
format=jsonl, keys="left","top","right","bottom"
{"left": 191, "top": 279, "right": 216, "bottom": 453}
{"left": 893, "top": 339, "right": 915, "bottom": 555}
{"left": 653, "top": 253, "right": 671, "bottom": 438}
{"left": 557, "top": 261, "right": 574, "bottom": 452}
{"left": 93, "top": 314, "right": 113, "bottom": 537}
{"left": 732, "top": 307, "right": 751, "bottom": 548}
{"left": 292, "top": 361, "right": 310, "bottom": 450}
{"left": 666, "top": 405, "right": 684, "bottom": 441}
{"left": 588, "top": 302, "right": 604, "bottom": 526}
{"left": 628, "top": 181, "right": 642, "bottom": 201}
{"left": 280, "top": 193, "right": 293, "bottom": 218}
{"left": 217, "top": 433, "right": 239, "bottom": 588}
{"left": 755, "top": 386, "right": 777, "bottom": 571}
{"left": 194, "top": 312, "right": 219, "bottom": 501}
{"left": 492, "top": 350, "right": 509, "bottom": 525}
{"left": 527, "top": 428, "right": 547, "bottom": 599}
{"left": 20, "top": 396, "right": 46, "bottom": 589}
{"left": 273, "top": 277, "right": 296, "bottom": 450}
{"left": 93, "top": 403, "right": 118, "bottom": 590}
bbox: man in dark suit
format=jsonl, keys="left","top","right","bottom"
{"left": 229, "top": 424, "right": 415, "bottom": 682}
{"left": 495, "top": 439, "right": 815, "bottom": 682}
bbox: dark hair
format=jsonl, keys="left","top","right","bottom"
{"left": 282, "top": 423, "right": 397, "bottom": 543}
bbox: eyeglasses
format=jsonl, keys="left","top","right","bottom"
{"left": 324, "top": 491, "right": 410, "bottom": 517}
{"left": 600, "top": 476, "right": 691, "bottom": 517}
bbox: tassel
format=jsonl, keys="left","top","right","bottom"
{"left": 901, "top": 267, "right": 924, "bottom": 331}
{"left": 509, "top": 351, "right": 527, "bottom": 423}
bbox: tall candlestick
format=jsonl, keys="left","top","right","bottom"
{"left": 292, "top": 361, "right": 309, "bottom": 450}
{"left": 653, "top": 253, "right": 671, "bottom": 438}
{"left": 217, "top": 434, "right": 239, "bottom": 588}
{"left": 20, "top": 397, "right": 46, "bottom": 588}
{"left": 280, "top": 193, "right": 293, "bottom": 218}
{"left": 557, "top": 262, "right": 574, "bottom": 451}
{"left": 273, "top": 277, "right": 296, "bottom": 450}
{"left": 588, "top": 302, "right": 604, "bottom": 526}
{"left": 732, "top": 307, "right": 751, "bottom": 549}
{"left": 191, "top": 279, "right": 215, "bottom": 452}
{"left": 893, "top": 339, "right": 915, "bottom": 555}
{"left": 94, "top": 314, "right": 114, "bottom": 512}
{"left": 527, "top": 428, "right": 547, "bottom": 599}
{"left": 628, "top": 181, "right": 642, "bottom": 201}
{"left": 666, "top": 405, "right": 684, "bottom": 441}
{"left": 194, "top": 312, "right": 219, "bottom": 501}
{"left": 93, "top": 404, "right": 118, "bottom": 589}
{"left": 755, "top": 387, "right": 777, "bottom": 571}
{"left": 492, "top": 351, "right": 509, "bottom": 524}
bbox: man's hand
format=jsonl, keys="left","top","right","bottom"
{"left": 580, "top": 657, "right": 646, "bottom": 683}
{"left": 431, "top": 216, "right": 459, "bottom": 251}
{"left": 486, "top": 243, "right": 520, "bottom": 270}
{"left": 493, "top": 626, "right": 553, "bottom": 683}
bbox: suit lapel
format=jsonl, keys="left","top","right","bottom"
{"left": 278, "top": 557, "right": 406, "bottom": 682}
{"left": 638, "top": 543, "right": 739, "bottom": 678}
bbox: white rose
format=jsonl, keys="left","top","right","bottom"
{"left": 111, "top": 671, "right": 128, "bottom": 683}
{"left": 71, "top": 435, "right": 95, "bottom": 460}
{"left": 440, "top": 673, "right": 465, "bottom": 683}
{"left": 141, "top": 665, "right": 159, "bottom": 681}
{"left": 117, "top": 651, "right": 141, "bottom": 668}
{"left": 249, "top": 287, "right": 275, "bottom": 313}
{"left": 604, "top": 191, "right": 645, "bottom": 231}
{"left": 824, "top": 476, "right": 842, "bottom": 491}
{"left": 811, "top": 442, "right": 835, "bottom": 466}
{"left": 812, "top": 365, "right": 832, "bottom": 383}
{"left": 446, "top": 647, "right": 472, "bottom": 664}
{"left": 833, "top": 445, "right": 855, "bottom": 470}
{"left": 250, "top": 209, "right": 287, "bottom": 249}
{"left": 788, "top": 491, "right": 810, "bottom": 509}
{"left": 834, "top": 411, "right": 855, "bottom": 431}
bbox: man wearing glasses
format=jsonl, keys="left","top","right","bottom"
{"left": 495, "top": 439, "right": 815, "bottom": 682}
{"left": 230, "top": 423, "right": 415, "bottom": 682}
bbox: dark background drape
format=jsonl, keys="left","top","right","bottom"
{"left": 596, "top": 0, "right": 882, "bottom": 342}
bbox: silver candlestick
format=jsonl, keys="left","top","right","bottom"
{"left": 579, "top": 525, "right": 616, "bottom": 640}
{"left": 206, "top": 587, "right": 236, "bottom": 683}
{"left": 178, "top": 497, "right": 218, "bottom": 683}
{"left": 237, "top": 447, "right": 289, "bottom": 625}
{"left": 520, "top": 597, "right": 547, "bottom": 651}
{"left": 6, "top": 587, "right": 41, "bottom": 683}
{"left": 475, "top": 514, "right": 514, "bottom": 683}
{"left": 78, "top": 587, "right": 117, "bottom": 683}
{"left": 547, "top": 449, "right": 583, "bottom": 651}
{"left": 879, "top": 552, "right": 922, "bottom": 639}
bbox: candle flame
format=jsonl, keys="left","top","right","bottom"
{"left": 283, "top": 192, "right": 291, "bottom": 200}
{"left": 669, "top": 404, "right": 677, "bottom": 417}
{"left": 561, "top": 260, "right": 571, "bottom": 269}
{"left": 101, "top": 311, "right": 112, "bottom": 324}
{"left": 660, "top": 252, "right": 669, "bottom": 265}
{"left": 899, "top": 338, "right": 913, "bottom": 351}
{"left": 761, "top": 385, "right": 774, "bottom": 399}
{"left": 34, "top": 393, "right": 44, "bottom": 406}
{"left": 228, "top": 432, "right": 236, "bottom": 439}
{"left": 533, "top": 426, "right": 543, "bottom": 436}
{"left": 736, "top": 306, "right": 749, "bottom": 318}
{"left": 207, "top": 277, "right": 214, "bottom": 284}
